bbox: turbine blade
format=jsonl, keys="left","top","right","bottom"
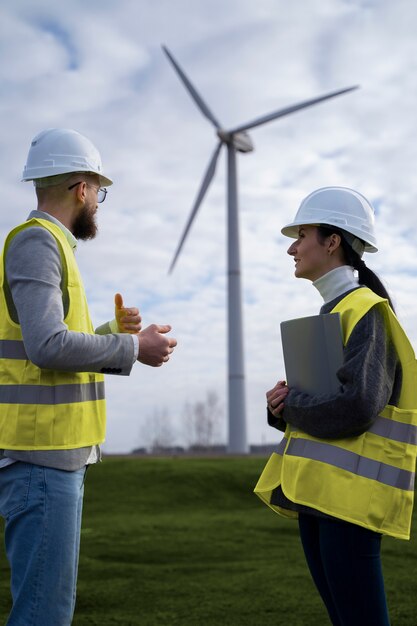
{"left": 169, "top": 142, "right": 223, "bottom": 274}
{"left": 228, "top": 85, "right": 359, "bottom": 134}
{"left": 162, "top": 45, "right": 222, "bottom": 130}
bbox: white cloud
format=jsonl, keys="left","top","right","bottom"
{"left": 2, "top": 0, "right": 417, "bottom": 452}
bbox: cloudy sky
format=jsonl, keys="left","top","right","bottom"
{"left": 2, "top": 0, "right": 417, "bottom": 452}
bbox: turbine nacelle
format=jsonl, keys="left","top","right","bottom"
{"left": 217, "top": 130, "right": 254, "bottom": 153}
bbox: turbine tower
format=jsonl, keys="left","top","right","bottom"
{"left": 163, "top": 45, "right": 358, "bottom": 454}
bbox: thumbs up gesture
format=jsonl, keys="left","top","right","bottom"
{"left": 114, "top": 293, "right": 142, "bottom": 334}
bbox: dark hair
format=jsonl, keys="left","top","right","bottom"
{"left": 316, "top": 225, "right": 395, "bottom": 312}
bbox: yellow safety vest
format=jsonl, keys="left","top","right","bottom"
{"left": 0, "top": 217, "right": 106, "bottom": 450}
{"left": 254, "top": 287, "right": 417, "bottom": 540}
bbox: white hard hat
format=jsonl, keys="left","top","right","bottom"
{"left": 21, "top": 128, "right": 113, "bottom": 186}
{"left": 281, "top": 186, "right": 378, "bottom": 253}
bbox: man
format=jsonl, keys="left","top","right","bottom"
{"left": 0, "top": 128, "right": 177, "bottom": 625}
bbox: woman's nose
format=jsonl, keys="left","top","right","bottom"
{"left": 287, "top": 241, "right": 296, "bottom": 256}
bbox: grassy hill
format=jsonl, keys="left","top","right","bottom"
{"left": 1, "top": 456, "right": 417, "bottom": 625}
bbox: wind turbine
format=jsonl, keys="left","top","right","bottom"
{"left": 163, "top": 45, "right": 358, "bottom": 453}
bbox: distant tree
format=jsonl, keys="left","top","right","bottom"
{"left": 183, "top": 390, "right": 224, "bottom": 448}
{"left": 140, "top": 407, "right": 176, "bottom": 452}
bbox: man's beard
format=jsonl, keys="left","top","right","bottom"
{"left": 72, "top": 205, "right": 98, "bottom": 240}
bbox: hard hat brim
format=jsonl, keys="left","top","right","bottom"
{"left": 22, "top": 169, "right": 113, "bottom": 187}
{"left": 281, "top": 221, "right": 378, "bottom": 253}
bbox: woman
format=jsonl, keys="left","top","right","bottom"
{"left": 254, "top": 187, "right": 417, "bottom": 626}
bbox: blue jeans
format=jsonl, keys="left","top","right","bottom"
{"left": 298, "top": 513, "right": 390, "bottom": 626}
{"left": 0, "top": 462, "right": 86, "bottom": 626}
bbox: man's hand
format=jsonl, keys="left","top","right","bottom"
{"left": 137, "top": 324, "right": 177, "bottom": 367}
{"left": 115, "top": 293, "right": 142, "bottom": 334}
{"left": 266, "top": 380, "right": 289, "bottom": 416}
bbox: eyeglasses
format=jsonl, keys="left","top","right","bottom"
{"left": 68, "top": 181, "right": 107, "bottom": 203}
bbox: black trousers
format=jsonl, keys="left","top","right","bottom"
{"left": 298, "top": 513, "right": 390, "bottom": 626}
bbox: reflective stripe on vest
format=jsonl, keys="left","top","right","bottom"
{"left": 276, "top": 436, "right": 288, "bottom": 455}
{"left": 0, "top": 218, "right": 106, "bottom": 450}
{"left": 271, "top": 413, "right": 417, "bottom": 481}
{"left": 286, "top": 438, "right": 414, "bottom": 491}
{"left": 0, "top": 381, "right": 105, "bottom": 405}
{"left": 254, "top": 287, "right": 417, "bottom": 540}
{"left": 0, "top": 339, "right": 28, "bottom": 359}
{"left": 369, "top": 415, "right": 417, "bottom": 446}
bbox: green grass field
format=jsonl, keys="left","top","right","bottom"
{"left": 1, "top": 457, "right": 417, "bottom": 625}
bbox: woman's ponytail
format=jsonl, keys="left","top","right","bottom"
{"left": 317, "top": 225, "right": 395, "bottom": 312}
{"left": 351, "top": 255, "right": 395, "bottom": 312}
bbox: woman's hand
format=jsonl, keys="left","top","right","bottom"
{"left": 266, "top": 380, "right": 289, "bottom": 416}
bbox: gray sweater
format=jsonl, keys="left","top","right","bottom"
{"left": 269, "top": 288, "right": 402, "bottom": 513}
{"left": 0, "top": 211, "right": 135, "bottom": 470}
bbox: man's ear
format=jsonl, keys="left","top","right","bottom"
{"left": 75, "top": 181, "right": 87, "bottom": 203}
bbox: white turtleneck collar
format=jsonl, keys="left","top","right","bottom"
{"left": 313, "top": 265, "right": 359, "bottom": 304}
